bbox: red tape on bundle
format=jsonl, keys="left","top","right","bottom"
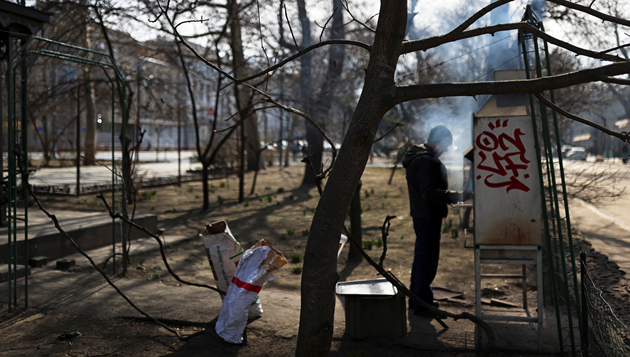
{"left": 231, "top": 277, "right": 262, "bottom": 293}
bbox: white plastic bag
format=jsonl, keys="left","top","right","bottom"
{"left": 215, "top": 245, "right": 277, "bottom": 344}
{"left": 202, "top": 221, "right": 263, "bottom": 317}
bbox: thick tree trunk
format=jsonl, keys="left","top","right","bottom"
{"left": 302, "top": 0, "right": 345, "bottom": 185}
{"left": 295, "top": 1, "right": 406, "bottom": 356}
{"left": 229, "top": 0, "right": 261, "bottom": 172}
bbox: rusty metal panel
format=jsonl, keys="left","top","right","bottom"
{"left": 473, "top": 115, "right": 543, "bottom": 246}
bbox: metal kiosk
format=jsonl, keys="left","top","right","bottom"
{"left": 472, "top": 71, "right": 544, "bottom": 352}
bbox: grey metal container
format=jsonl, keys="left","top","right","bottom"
{"left": 336, "top": 278, "right": 407, "bottom": 339}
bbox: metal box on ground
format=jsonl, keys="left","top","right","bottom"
{"left": 336, "top": 278, "right": 407, "bottom": 339}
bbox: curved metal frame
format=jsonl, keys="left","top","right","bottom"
{"left": 6, "top": 36, "right": 129, "bottom": 311}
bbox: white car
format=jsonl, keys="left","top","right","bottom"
{"left": 565, "top": 147, "right": 588, "bottom": 161}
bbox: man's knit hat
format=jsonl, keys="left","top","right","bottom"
{"left": 427, "top": 125, "right": 453, "bottom": 146}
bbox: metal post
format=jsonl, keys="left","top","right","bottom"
{"left": 177, "top": 104, "right": 181, "bottom": 187}
{"left": 76, "top": 84, "right": 81, "bottom": 195}
{"left": 20, "top": 38, "right": 29, "bottom": 309}
{"left": 580, "top": 252, "right": 589, "bottom": 357}
{"left": 520, "top": 30, "right": 565, "bottom": 352}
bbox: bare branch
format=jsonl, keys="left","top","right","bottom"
{"left": 174, "top": 17, "right": 209, "bottom": 29}
{"left": 599, "top": 75, "right": 630, "bottom": 86}
{"left": 402, "top": 22, "right": 624, "bottom": 62}
{"left": 373, "top": 123, "right": 403, "bottom": 144}
{"left": 318, "top": 7, "right": 338, "bottom": 43}
{"left": 285, "top": 4, "right": 300, "bottom": 51}
{"left": 339, "top": 0, "right": 376, "bottom": 33}
{"left": 534, "top": 92, "right": 630, "bottom": 143}
{"left": 394, "top": 60, "right": 630, "bottom": 104}
{"left": 16, "top": 152, "right": 191, "bottom": 341}
{"left": 96, "top": 192, "right": 224, "bottom": 295}
{"left": 236, "top": 39, "right": 370, "bottom": 84}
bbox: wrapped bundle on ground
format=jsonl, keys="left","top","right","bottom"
{"left": 201, "top": 221, "right": 263, "bottom": 317}
{"left": 215, "top": 240, "right": 287, "bottom": 344}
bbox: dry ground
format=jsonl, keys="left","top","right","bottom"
{"left": 1, "top": 165, "right": 627, "bottom": 356}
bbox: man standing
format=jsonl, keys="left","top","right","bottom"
{"left": 402, "top": 125, "right": 463, "bottom": 316}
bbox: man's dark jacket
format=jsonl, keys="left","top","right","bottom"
{"left": 402, "top": 144, "right": 458, "bottom": 220}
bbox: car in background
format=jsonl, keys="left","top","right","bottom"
{"left": 565, "top": 146, "right": 588, "bottom": 161}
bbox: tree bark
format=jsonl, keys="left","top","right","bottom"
{"left": 295, "top": 1, "right": 406, "bottom": 355}
{"left": 301, "top": 0, "right": 345, "bottom": 185}
{"left": 347, "top": 180, "right": 363, "bottom": 262}
{"left": 229, "top": 0, "right": 260, "bottom": 173}
{"left": 296, "top": 0, "right": 315, "bottom": 185}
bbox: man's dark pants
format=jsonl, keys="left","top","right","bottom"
{"left": 409, "top": 218, "right": 442, "bottom": 312}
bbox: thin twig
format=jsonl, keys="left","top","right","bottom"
{"left": 96, "top": 192, "right": 224, "bottom": 295}
{"left": 319, "top": 7, "right": 339, "bottom": 43}
{"left": 284, "top": 4, "right": 300, "bottom": 51}
{"left": 378, "top": 215, "right": 394, "bottom": 268}
{"left": 373, "top": 123, "right": 403, "bottom": 144}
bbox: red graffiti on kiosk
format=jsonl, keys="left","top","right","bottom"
{"left": 476, "top": 119, "right": 531, "bottom": 193}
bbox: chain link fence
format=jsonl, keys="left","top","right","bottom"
{"left": 581, "top": 256, "right": 630, "bottom": 357}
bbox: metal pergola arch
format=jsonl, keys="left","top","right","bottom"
{"left": 6, "top": 36, "right": 130, "bottom": 311}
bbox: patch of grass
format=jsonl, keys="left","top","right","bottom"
{"left": 184, "top": 258, "right": 192, "bottom": 262}
{"left": 292, "top": 267, "right": 302, "bottom": 274}
{"left": 217, "top": 196, "right": 224, "bottom": 204}
{"left": 302, "top": 229, "right": 309, "bottom": 236}
{"left": 151, "top": 206, "right": 156, "bottom": 210}
{"left": 244, "top": 201, "right": 250, "bottom": 207}
{"left": 291, "top": 254, "right": 302, "bottom": 263}
{"left": 364, "top": 190, "right": 370, "bottom": 198}
{"left": 220, "top": 182, "right": 226, "bottom": 188}
{"left": 195, "top": 195, "right": 200, "bottom": 199}
{"left": 135, "top": 259, "right": 146, "bottom": 270}
{"left": 289, "top": 194, "right": 296, "bottom": 200}
{"left": 302, "top": 209, "right": 307, "bottom": 216}
{"left": 265, "top": 186, "right": 272, "bottom": 190}
{"left": 277, "top": 187, "right": 285, "bottom": 193}
{"left": 188, "top": 187, "right": 194, "bottom": 193}
{"left": 266, "top": 196, "right": 273, "bottom": 202}
{"left": 58, "top": 330, "right": 82, "bottom": 340}
{"left": 209, "top": 189, "right": 215, "bottom": 193}
{"left": 376, "top": 238, "right": 383, "bottom": 247}
{"left": 141, "top": 190, "right": 157, "bottom": 200}
{"left": 147, "top": 274, "right": 160, "bottom": 280}
{"left": 383, "top": 194, "right": 388, "bottom": 198}
{"left": 287, "top": 229, "right": 295, "bottom": 236}
{"left": 371, "top": 189, "right": 374, "bottom": 194}
{"left": 153, "top": 266, "right": 164, "bottom": 270}
{"left": 258, "top": 196, "right": 264, "bottom": 202}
